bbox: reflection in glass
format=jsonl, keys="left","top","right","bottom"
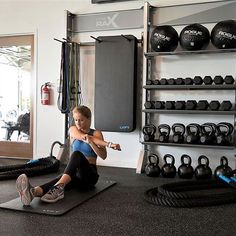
{"left": 0, "top": 45, "right": 31, "bottom": 142}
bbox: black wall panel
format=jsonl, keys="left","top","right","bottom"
{"left": 94, "top": 35, "right": 137, "bottom": 132}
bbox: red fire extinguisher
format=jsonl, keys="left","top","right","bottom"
{"left": 41, "top": 82, "right": 51, "bottom": 105}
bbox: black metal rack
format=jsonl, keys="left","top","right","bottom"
{"left": 139, "top": 1, "right": 236, "bottom": 174}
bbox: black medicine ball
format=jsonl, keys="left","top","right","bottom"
{"left": 211, "top": 20, "right": 236, "bottom": 49}
{"left": 180, "top": 23, "right": 210, "bottom": 50}
{"left": 150, "top": 25, "right": 179, "bottom": 52}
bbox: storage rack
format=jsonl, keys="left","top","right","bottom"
{"left": 140, "top": 1, "right": 236, "bottom": 172}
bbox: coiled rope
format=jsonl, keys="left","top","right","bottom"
{"left": 0, "top": 141, "right": 63, "bottom": 180}
{"left": 144, "top": 179, "right": 236, "bottom": 208}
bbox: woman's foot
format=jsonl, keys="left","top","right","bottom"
{"left": 40, "top": 183, "right": 65, "bottom": 203}
{"left": 16, "top": 174, "right": 34, "bottom": 206}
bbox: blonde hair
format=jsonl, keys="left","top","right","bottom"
{"left": 72, "top": 105, "right": 92, "bottom": 120}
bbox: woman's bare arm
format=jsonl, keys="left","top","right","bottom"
{"left": 69, "top": 126, "right": 121, "bottom": 151}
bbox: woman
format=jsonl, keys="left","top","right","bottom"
{"left": 16, "top": 105, "right": 121, "bottom": 205}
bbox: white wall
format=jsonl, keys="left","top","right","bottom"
{"left": 0, "top": 0, "right": 234, "bottom": 171}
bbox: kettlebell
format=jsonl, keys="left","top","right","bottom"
{"left": 186, "top": 123, "right": 201, "bottom": 144}
{"left": 172, "top": 123, "right": 185, "bottom": 143}
{"left": 158, "top": 124, "right": 170, "bottom": 142}
{"left": 145, "top": 153, "right": 160, "bottom": 177}
{"left": 161, "top": 154, "right": 176, "bottom": 178}
{"left": 178, "top": 154, "right": 194, "bottom": 179}
{"left": 214, "top": 156, "right": 232, "bottom": 178}
{"left": 142, "top": 124, "right": 156, "bottom": 142}
{"left": 195, "top": 155, "right": 212, "bottom": 179}
{"left": 216, "top": 122, "right": 233, "bottom": 145}
{"left": 200, "top": 123, "right": 216, "bottom": 145}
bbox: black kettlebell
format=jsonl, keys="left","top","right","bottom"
{"left": 158, "top": 124, "right": 170, "bottom": 142}
{"left": 214, "top": 156, "right": 232, "bottom": 178}
{"left": 195, "top": 155, "right": 212, "bottom": 179}
{"left": 145, "top": 154, "right": 160, "bottom": 177}
{"left": 216, "top": 122, "right": 233, "bottom": 145}
{"left": 161, "top": 154, "right": 176, "bottom": 178}
{"left": 142, "top": 124, "right": 156, "bottom": 142}
{"left": 186, "top": 123, "right": 201, "bottom": 144}
{"left": 178, "top": 154, "right": 194, "bottom": 179}
{"left": 172, "top": 123, "right": 185, "bottom": 143}
{"left": 200, "top": 123, "right": 216, "bottom": 145}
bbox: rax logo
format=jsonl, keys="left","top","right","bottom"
{"left": 96, "top": 13, "right": 119, "bottom": 28}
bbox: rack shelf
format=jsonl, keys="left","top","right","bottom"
{"left": 142, "top": 141, "right": 235, "bottom": 150}
{"left": 142, "top": 109, "right": 236, "bottom": 115}
{"left": 144, "top": 48, "right": 236, "bottom": 58}
{"left": 143, "top": 84, "right": 236, "bottom": 90}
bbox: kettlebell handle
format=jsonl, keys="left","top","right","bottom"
{"left": 172, "top": 123, "right": 185, "bottom": 135}
{"left": 201, "top": 123, "right": 215, "bottom": 136}
{"left": 158, "top": 124, "right": 171, "bottom": 136}
{"left": 163, "top": 154, "right": 175, "bottom": 165}
{"left": 181, "top": 154, "right": 192, "bottom": 166}
{"left": 142, "top": 124, "right": 156, "bottom": 135}
{"left": 148, "top": 153, "right": 159, "bottom": 165}
{"left": 216, "top": 123, "right": 231, "bottom": 136}
{"left": 198, "top": 155, "right": 209, "bottom": 166}
{"left": 220, "top": 156, "right": 228, "bottom": 167}
{"left": 186, "top": 123, "right": 201, "bottom": 135}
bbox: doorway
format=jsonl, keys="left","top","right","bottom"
{"left": 0, "top": 35, "right": 34, "bottom": 158}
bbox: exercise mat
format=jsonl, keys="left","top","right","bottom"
{"left": 0, "top": 179, "right": 116, "bottom": 216}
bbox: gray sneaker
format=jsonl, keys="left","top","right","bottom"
{"left": 16, "top": 174, "right": 34, "bottom": 206}
{"left": 41, "top": 183, "right": 64, "bottom": 203}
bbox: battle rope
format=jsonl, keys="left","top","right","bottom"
{"left": 144, "top": 178, "right": 236, "bottom": 208}
{"left": 0, "top": 141, "right": 63, "bottom": 180}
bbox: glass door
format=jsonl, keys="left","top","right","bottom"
{"left": 0, "top": 35, "right": 34, "bottom": 158}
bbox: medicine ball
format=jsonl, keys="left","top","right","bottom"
{"left": 180, "top": 23, "right": 210, "bottom": 50}
{"left": 150, "top": 25, "right": 179, "bottom": 52}
{"left": 211, "top": 20, "right": 236, "bottom": 49}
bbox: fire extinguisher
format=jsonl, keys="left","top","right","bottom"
{"left": 41, "top": 82, "right": 51, "bottom": 105}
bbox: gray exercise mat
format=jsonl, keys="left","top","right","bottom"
{"left": 0, "top": 179, "right": 116, "bottom": 216}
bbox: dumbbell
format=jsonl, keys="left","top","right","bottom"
{"left": 185, "top": 77, "right": 193, "bottom": 85}
{"left": 158, "top": 124, "right": 170, "bottom": 142}
{"left": 154, "top": 101, "right": 165, "bottom": 109}
{"left": 165, "top": 101, "right": 175, "bottom": 110}
{"left": 146, "top": 80, "right": 153, "bottom": 85}
{"left": 160, "top": 78, "right": 168, "bottom": 85}
{"left": 224, "top": 75, "right": 235, "bottom": 84}
{"left": 142, "top": 124, "right": 156, "bottom": 142}
{"left": 175, "top": 101, "right": 186, "bottom": 110}
{"left": 203, "top": 76, "right": 213, "bottom": 85}
{"left": 193, "top": 76, "right": 203, "bottom": 85}
{"left": 186, "top": 100, "right": 197, "bottom": 110}
{"left": 209, "top": 100, "right": 220, "bottom": 111}
{"left": 144, "top": 101, "right": 154, "bottom": 109}
{"left": 213, "top": 75, "right": 224, "bottom": 85}
{"left": 167, "top": 78, "right": 176, "bottom": 85}
{"left": 186, "top": 123, "right": 201, "bottom": 144}
{"left": 175, "top": 77, "right": 184, "bottom": 85}
{"left": 219, "top": 101, "right": 232, "bottom": 111}
{"left": 172, "top": 123, "right": 185, "bottom": 143}
{"left": 153, "top": 79, "right": 160, "bottom": 85}
{"left": 197, "top": 100, "right": 209, "bottom": 110}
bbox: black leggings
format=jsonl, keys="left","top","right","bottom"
{"left": 40, "top": 151, "right": 99, "bottom": 194}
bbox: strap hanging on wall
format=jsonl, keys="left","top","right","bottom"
{"left": 57, "top": 40, "right": 82, "bottom": 114}
{"left": 94, "top": 35, "right": 137, "bottom": 132}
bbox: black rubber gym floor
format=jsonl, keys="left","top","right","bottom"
{"left": 0, "top": 158, "right": 236, "bottom": 236}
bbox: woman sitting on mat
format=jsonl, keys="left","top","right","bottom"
{"left": 16, "top": 105, "right": 121, "bottom": 205}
